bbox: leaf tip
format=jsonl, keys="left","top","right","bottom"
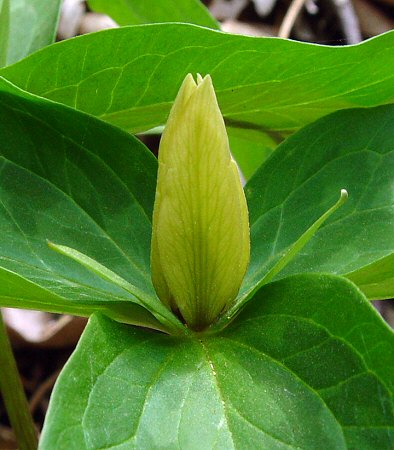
{"left": 337, "top": 188, "right": 349, "bottom": 209}
{"left": 340, "top": 188, "right": 348, "bottom": 201}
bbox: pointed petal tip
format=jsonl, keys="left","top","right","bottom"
{"left": 182, "top": 73, "right": 198, "bottom": 89}
{"left": 194, "top": 74, "right": 217, "bottom": 104}
{"left": 197, "top": 74, "right": 213, "bottom": 88}
{"left": 196, "top": 73, "right": 212, "bottom": 85}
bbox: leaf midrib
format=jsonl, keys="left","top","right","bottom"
{"left": 219, "top": 336, "right": 346, "bottom": 440}
{"left": 0, "top": 256, "right": 135, "bottom": 304}
{"left": 80, "top": 335, "right": 176, "bottom": 449}
{"left": 200, "top": 338, "right": 313, "bottom": 449}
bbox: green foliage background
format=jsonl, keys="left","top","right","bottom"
{"left": 0, "top": 1, "right": 393, "bottom": 448}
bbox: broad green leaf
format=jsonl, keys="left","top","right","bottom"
{"left": 228, "top": 127, "right": 275, "bottom": 180}
{"left": 238, "top": 104, "right": 394, "bottom": 307}
{"left": 88, "top": 0, "right": 219, "bottom": 29}
{"left": 346, "top": 253, "right": 394, "bottom": 300}
{"left": 40, "top": 274, "right": 394, "bottom": 449}
{"left": 1, "top": 25, "right": 393, "bottom": 135}
{"left": 0, "top": 78, "right": 179, "bottom": 331}
{"left": 5, "top": 0, "right": 61, "bottom": 66}
{"left": 151, "top": 74, "right": 249, "bottom": 331}
{"left": 0, "top": 0, "right": 10, "bottom": 67}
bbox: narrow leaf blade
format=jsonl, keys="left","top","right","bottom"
{"left": 0, "top": 265, "right": 91, "bottom": 315}
{"left": 261, "top": 189, "right": 348, "bottom": 285}
{"left": 222, "top": 189, "right": 348, "bottom": 323}
{"left": 0, "top": 265, "right": 166, "bottom": 330}
{"left": 48, "top": 242, "right": 185, "bottom": 333}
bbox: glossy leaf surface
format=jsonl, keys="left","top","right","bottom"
{"left": 0, "top": 0, "right": 10, "bottom": 67}
{"left": 346, "top": 252, "right": 394, "bottom": 300}
{"left": 88, "top": 0, "right": 219, "bottom": 28}
{"left": 4, "top": 0, "right": 61, "bottom": 66}
{"left": 0, "top": 78, "right": 177, "bottom": 330}
{"left": 228, "top": 127, "right": 275, "bottom": 180}
{"left": 47, "top": 242, "right": 183, "bottom": 333}
{"left": 238, "top": 104, "right": 394, "bottom": 306}
{"left": 40, "top": 274, "right": 394, "bottom": 449}
{"left": 1, "top": 25, "right": 393, "bottom": 135}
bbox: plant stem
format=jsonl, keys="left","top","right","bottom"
{"left": 0, "top": 310, "right": 38, "bottom": 450}
{"left": 278, "top": 0, "right": 307, "bottom": 39}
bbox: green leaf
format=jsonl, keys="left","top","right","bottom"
{"left": 228, "top": 127, "right": 275, "bottom": 180}
{"left": 0, "top": 265, "right": 90, "bottom": 315}
{"left": 87, "top": 0, "right": 219, "bottom": 29}
{"left": 346, "top": 252, "right": 394, "bottom": 300}
{"left": 1, "top": 25, "right": 393, "bottom": 135}
{"left": 0, "top": 78, "right": 172, "bottom": 329}
{"left": 0, "top": 0, "right": 10, "bottom": 67}
{"left": 240, "top": 104, "right": 394, "bottom": 306}
{"left": 5, "top": 0, "right": 61, "bottom": 66}
{"left": 48, "top": 242, "right": 184, "bottom": 333}
{"left": 40, "top": 274, "right": 394, "bottom": 449}
{"left": 220, "top": 190, "right": 348, "bottom": 328}
{"left": 0, "top": 265, "right": 169, "bottom": 331}
{"left": 260, "top": 189, "right": 348, "bottom": 285}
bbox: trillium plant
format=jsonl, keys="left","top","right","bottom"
{"left": 0, "top": 2, "right": 394, "bottom": 449}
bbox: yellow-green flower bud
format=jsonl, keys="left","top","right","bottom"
{"left": 151, "top": 74, "right": 250, "bottom": 331}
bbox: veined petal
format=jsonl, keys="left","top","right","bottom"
{"left": 151, "top": 74, "right": 250, "bottom": 331}
{"left": 150, "top": 74, "right": 197, "bottom": 312}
